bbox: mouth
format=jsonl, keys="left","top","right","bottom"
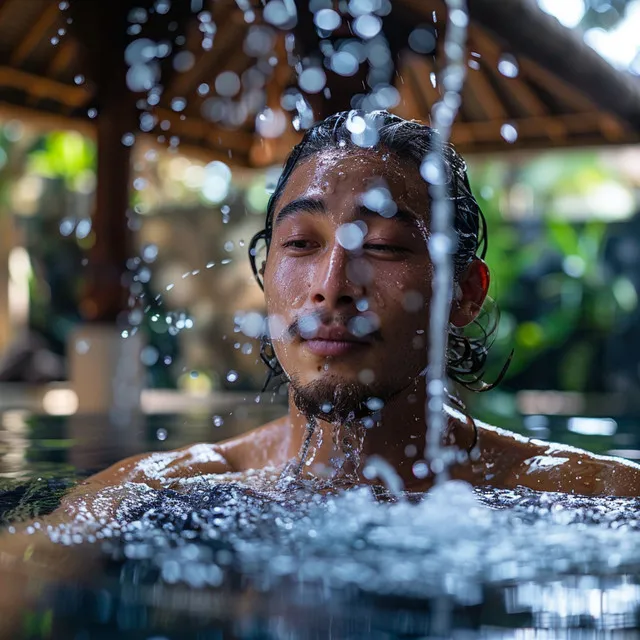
{"left": 301, "top": 327, "right": 372, "bottom": 357}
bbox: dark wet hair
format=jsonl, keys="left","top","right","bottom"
{"left": 249, "top": 110, "right": 509, "bottom": 392}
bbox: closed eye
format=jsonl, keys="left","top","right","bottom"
{"left": 364, "top": 243, "right": 408, "bottom": 254}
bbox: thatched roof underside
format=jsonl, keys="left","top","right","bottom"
{"left": 0, "top": 0, "right": 639, "bottom": 167}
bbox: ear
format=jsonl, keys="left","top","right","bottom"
{"left": 450, "top": 258, "right": 490, "bottom": 328}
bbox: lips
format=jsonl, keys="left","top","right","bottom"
{"left": 302, "top": 326, "right": 371, "bottom": 357}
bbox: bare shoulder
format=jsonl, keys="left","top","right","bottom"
{"left": 474, "top": 416, "right": 640, "bottom": 497}
{"left": 81, "top": 442, "right": 235, "bottom": 491}
{"left": 217, "top": 414, "right": 291, "bottom": 471}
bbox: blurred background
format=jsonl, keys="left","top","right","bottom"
{"left": 0, "top": 0, "right": 640, "bottom": 484}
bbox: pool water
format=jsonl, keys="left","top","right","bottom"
{"left": 2, "top": 410, "right": 640, "bottom": 639}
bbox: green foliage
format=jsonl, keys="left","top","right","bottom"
{"left": 27, "top": 131, "right": 96, "bottom": 191}
{"left": 468, "top": 151, "right": 636, "bottom": 392}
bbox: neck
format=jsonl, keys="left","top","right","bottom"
{"left": 284, "top": 379, "right": 475, "bottom": 489}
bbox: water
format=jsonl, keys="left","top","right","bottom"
{"left": 5, "top": 464, "right": 640, "bottom": 637}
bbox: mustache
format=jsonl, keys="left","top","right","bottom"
{"left": 287, "top": 312, "right": 383, "bottom": 342}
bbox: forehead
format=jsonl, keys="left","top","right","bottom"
{"left": 276, "top": 149, "right": 428, "bottom": 211}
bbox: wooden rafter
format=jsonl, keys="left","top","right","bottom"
{"left": 0, "top": 65, "right": 90, "bottom": 107}
{"left": 10, "top": 1, "right": 60, "bottom": 66}
{"left": 47, "top": 38, "right": 77, "bottom": 76}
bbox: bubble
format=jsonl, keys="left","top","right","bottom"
{"left": 126, "top": 64, "right": 158, "bottom": 92}
{"left": 263, "top": 0, "right": 296, "bottom": 27}
{"left": 156, "top": 428, "right": 168, "bottom": 441}
{"left": 171, "top": 97, "right": 187, "bottom": 112}
{"left": 412, "top": 460, "right": 429, "bottom": 479}
{"left": 321, "top": 402, "right": 333, "bottom": 413}
{"left": 75, "top": 339, "right": 90, "bottom": 355}
{"left": 356, "top": 298, "right": 369, "bottom": 312}
{"left": 215, "top": 71, "right": 241, "bottom": 97}
{"left": 202, "top": 161, "right": 232, "bottom": 203}
{"left": 331, "top": 50, "right": 359, "bottom": 76}
{"left": 497, "top": 54, "right": 519, "bottom": 78}
{"left": 75, "top": 219, "right": 92, "bottom": 239}
{"left": 59, "top": 217, "right": 75, "bottom": 236}
{"left": 361, "top": 187, "right": 397, "bottom": 218}
{"left": 314, "top": 8, "right": 341, "bottom": 30}
{"left": 213, "top": 415, "right": 224, "bottom": 427}
{"left": 155, "top": 0, "right": 171, "bottom": 15}
{"left": 353, "top": 14, "right": 381, "bottom": 38}
{"left": 405, "top": 443, "right": 417, "bottom": 457}
{"left": 197, "top": 83, "right": 210, "bottom": 96}
{"left": 420, "top": 154, "right": 445, "bottom": 185}
{"left": 226, "top": 370, "right": 239, "bottom": 383}
{"left": 347, "top": 313, "right": 379, "bottom": 337}
{"left": 402, "top": 290, "right": 424, "bottom": 312}
{"left": 500, "top": 123, "right": 518, "bottom": 144}
{"left": 173, "top": 50, "right": 196, "bottom": 72}
{"left": 366, "top": 397, "right": 384, "bottom": 411}
{"left": 241, "top": 343, "right": 253, "bottom": 355}
{"left": 298, "top": 314, "right": 320, "bottom": 339}
{"left": 298, "top": 68, "right": 326, "bottom": 94}
{"left": 74, "top": 74, "right": 85, "bottom": 85}
{"left": 346, "top": 258, "right": 374, "bottom": 286}
{"left": 345, "top": 112, "right": 366, "bottom": 135}
{"left": 408, "top": 26, "right": 436, "bottom": 54}
{"left": 140, "top": 346, "right": 160, "bottom": 367}
{"left": 358, "top": 368, "right": 375, "bottom": 384}
{"left": 238, "top": 311, "right": 265, "bottom": 338}
{"left": 125, "top": 39, "right": 157, "bottom": 66}
{"left": 256, "top": 108, "right": 287, "bottom": 138}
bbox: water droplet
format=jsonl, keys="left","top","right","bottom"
{"left": 330, "top": 50, "right": 359, "bottom": 76}
{"left": 336, "top": 222, "right": 365, "bottom": 251}
{"left": 358, "top": 368, "right": 375, "bottom": 384}
{"left": 314, "top": 8, "right": 341, "bottom": 31}
{"left": 74, "top": 74, "right": 85, "bottom": 85}
{"left": 226, "top": 370, "right": 239, "bottom": 383}
{"left": 197, "top": 83, "right": 210, "bottom": 96}
{"left": 171, "top": 97, "right": 187, "bottom": 112}
{"left": 141, "top": 346, "right": 160, "bottom": 366}
{"left": 500, "top": 122, "right": 518, "bottom": 143}
{"left": 408, "top": 26, "right": 436, "bottom": 54}
{"left": 121, "top": 133, "right": 136, "bottom": 147}
{"left": 298, "top": 67, "right": 326, "bottom": 94}
{"left": 50, "top": 36, "right": 59, "bottom": 45}
{"left": 75, "top": 339, "right": 90, "bottom": 354}
{"left": 412, "top": 460, "right": 429, "bottom": 479}
{"left": 173, "top": 50, "right": 196, "bottom": 72}
{"left": 497, "top": 54, "right": 519, "bottom": 78}
{"left": 353, "top": 14, "right": 382, "bottom": 38}
{"left": 87, "top": 108, "right": 98, "bottom": 119}
{"left": 215, "top": 71, "right": 241, "bottom": 97}
{"left": 156, "top": 428, "right": 168, "bottom": 441}
{"left": 256, "top": 108, "right": 287, "bottom": 138}
{"left": 213, "top": 415, "right": 224, "bottom": 427}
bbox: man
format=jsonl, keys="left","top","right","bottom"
{"left": 83, "top": 110, "right": 638, "bottom": 500}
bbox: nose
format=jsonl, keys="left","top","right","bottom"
{"left": 310, "top": 243, "right": 362, "bottom": 309}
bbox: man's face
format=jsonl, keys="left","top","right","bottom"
{"left": 263, "top": 149, "right": 434, "bottom": 409}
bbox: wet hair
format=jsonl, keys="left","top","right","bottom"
{"left": 249, "top": 110, "right": 509, "bottom": 392}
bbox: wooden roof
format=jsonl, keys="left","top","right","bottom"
{"left": 0, "top": 0, "right": 639, "bottom": 167}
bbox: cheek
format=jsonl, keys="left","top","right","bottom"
{"left": 264, "top": 256, "right": 309, "bottom": 313}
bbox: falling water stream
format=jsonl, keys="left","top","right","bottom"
{"left": 424, "top": 0, "right": 468, "bottom": 481}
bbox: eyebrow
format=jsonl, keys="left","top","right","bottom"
{"left": 274, "top": 197, "right": 326, "bottom": 226}
{"left": 274, "top": 197, "right": 422, "bottom": 230}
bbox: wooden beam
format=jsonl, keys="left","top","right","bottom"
{"left": 0, "top": 66, "right": 91, "bottom": 107}
{"left": 469, "top": 26, "right": 548, "bottom": 119}
{"left": 0, "top": 0, "right": 15, "bottom": 25}
{"left": 47, "top": 39, "right": 77, "bottom": 77}
{"left": 0, "top": 100, "right": 95, "bottom": 136}
{"left": 10, "top": 2, "right": 60, "bottom": 66}
{"left": 467, "top": 0, "right": 640, "bottom": 130}
{"left": 451, "top": 112, "right": 630, "bottom": 146}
